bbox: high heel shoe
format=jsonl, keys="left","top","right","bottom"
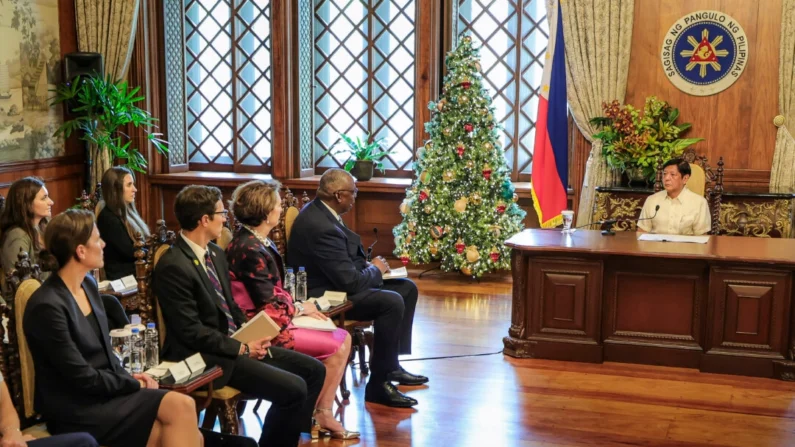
{"left": 313, "top": 408, "right": 360, "bottom": 440}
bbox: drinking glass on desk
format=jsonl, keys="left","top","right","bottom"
{"left": 110, "top": 328, "right": 132, "bottom": 373}
{"left": 562, "top": 210, "right": 574, "bottom": 233}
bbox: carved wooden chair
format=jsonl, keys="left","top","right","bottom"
{"left": 1, "top": 251, "right": 49, "bottom": 438}
{"left": 653, "top": 148, "right": 724, "bottom": 234}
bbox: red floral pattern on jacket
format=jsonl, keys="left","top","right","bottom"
{"left": 225, "top": 229, "right": 295, "bottom": 350}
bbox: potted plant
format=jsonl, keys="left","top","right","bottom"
{"left": 50, "top": 75, "right": 169, "bottom": 173}
{"left": 590, "top": 96, "right": 703, "bottom": 185}
{"left": 325, "top": 133, "right": 393, "bottom": 181}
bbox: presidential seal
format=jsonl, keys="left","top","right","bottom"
{"left": 660, "top": 10, "right": 748, "bottom": 96}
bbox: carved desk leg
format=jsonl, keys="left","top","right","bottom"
{"left": 503, "top": 250, "right": 535, "bottom": 357}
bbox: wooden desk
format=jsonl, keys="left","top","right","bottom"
{"left": 504, "top": 229, "right": 795, "bottom": 380}
{"left": 158, "top": 365, "right": 223, "bottom": 411}
{"left": 323, "top": 301, "right": 353, "bottom": 327}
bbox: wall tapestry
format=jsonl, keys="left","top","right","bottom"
{"left": 0, "top": 0, "right": 63, "bottom": 163}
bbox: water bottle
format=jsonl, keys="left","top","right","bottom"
{"left": 145, "top": 322, "right": 159, "bottom": 369}
{"left": 295, "top": 267, "right": 307, "bottom": 302}
{"left": 130, "top": 328, "right": 144, "bottom": 374}
{"left": 284, "top": 268, "right": 296, "bottom": 299}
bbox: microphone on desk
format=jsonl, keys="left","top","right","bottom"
{"left": 603, "top": 204, "right": 660, "bottom": 236}
{"left": 366, "top": 227, "right": 378, "bottom": 262}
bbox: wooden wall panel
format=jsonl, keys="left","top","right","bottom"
{"left": 625, "top": 0, "right": 780, "bottom": 192}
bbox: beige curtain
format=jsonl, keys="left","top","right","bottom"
{"left": 770, "top": 0, "right": 795, "bottom": 192}
{"left": 75, "top": 0, "right": 141, "bottom": 188}
{"left": 557, "top": 0, "right": 634, "bottom": 226}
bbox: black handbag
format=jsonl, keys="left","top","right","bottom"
{"left": 200, "top": 428, "right": 258, "bottom": 447}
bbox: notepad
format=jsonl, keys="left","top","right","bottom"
{"left": 322, "top": 291, "right": 347, "bottom": 306}
{"left": 383, "top": 266, "right": 408, "bottom": 280}
{"left": 231, "top": 311, "right": 281, "bottom": 343}
{"left": 292, "top": 315, "right": 338, "bottom": 332}
{"left": 637, "top": 233, "right": 710, "bottom": 244}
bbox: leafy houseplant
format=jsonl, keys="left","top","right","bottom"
{"left": 50, "top": 75, "right": 168, "bottom": 173}
{"left": 325, "top": 133, "right": 393, "bottom": 181}
{"left": 590, "top": 96, "right": 703, "bottom": 184}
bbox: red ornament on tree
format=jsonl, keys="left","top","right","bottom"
{"left": 400, "top": 252, "right": 410, "bottom": 265}
{"left": 464, "top": 123, "right": 474, "bottom": 133}
{"left": 418, "top": 190, "right": 429, "bottom": 202}
{"left": 496, "top": 201, "right": 506, "bottom": 214}
{"left": 461, "top": 81, "right": 471, "bottom": 89}
{"left": 455, "top": 238, "right": 465, "bottom": 254}
{"left": 490, "top": 247, "right": 500, "bottom": 262}
{"left": 456, "top": 143, "right": 465, "bottom": 158}
{"left": 482, "top": 163, "right": 492, "bottom": 180}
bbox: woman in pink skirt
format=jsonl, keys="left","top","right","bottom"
{"left": 225, "top": 180, "right": 358, "bottom": 440}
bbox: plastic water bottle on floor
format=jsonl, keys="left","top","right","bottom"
{"left": 296, "top": 267, "right": 307, "bottom": 302}
{"left": 130, "top": 328, "right": 144, "bottom": 374}
{"left": 285, "top": 268, "right": 296, "bottom": 299}
{"left": 145, "top": 323, "right": 159, "bottom": 369}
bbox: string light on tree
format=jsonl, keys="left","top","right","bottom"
{"left": 392, "top": 34, "right": 525, "bottom": 277}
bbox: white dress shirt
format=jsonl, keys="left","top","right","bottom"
{"left": 637, "top": 187, "right": 711, "bottom": 235}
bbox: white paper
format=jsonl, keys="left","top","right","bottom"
{"left": 110, "top": 279, "right": 126, "bottom": 292}
{"left": 168, "top": 361, "right": 192, "bottom": 382}
{"left": 121, "top": 275, "right": 138, "bottom": 289}
{"left": 322, "top": 291, "right": 347, "bottom": 306}
{"left": 293, "top": 315, "right": 338, "bottom": 332}
{"left": 308, "top": 297, "right": 331, "bottom": 311}
{"left": 637, "top": 233, "right": 710, "bottom": 244}
{"left": 383, "top": 266, "right": 408, "bottom": 280}
{"left": 185, "top": 353, "right": 206, "bottom": 373}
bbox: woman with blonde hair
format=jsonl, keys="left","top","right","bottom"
{"left": 96, "top": 167, "right": 150, "bottom": 280}
{"left": 225, "top": 180, "right": 358, "bottom": 440}
{"left": 24, "top": 209, "right": 202, "bottom": 447}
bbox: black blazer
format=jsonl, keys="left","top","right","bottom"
{"left": 23, "top": 274, "right": 140, "bottom": 422}
{"left": 96, "top": 208, "right": 136, "bottom": 280}
{"left": 286, "top": 199, "right": 382, "bottom": 298}
{"left": 152, "top": 236, "right": 246, "bottom": 386}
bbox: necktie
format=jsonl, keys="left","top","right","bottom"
{"left": 204, "top": 252, "right": 238, "bottom": 335}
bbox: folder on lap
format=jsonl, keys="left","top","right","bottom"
{"left": 231, "top": 311, "right": 281, "bottom": 343}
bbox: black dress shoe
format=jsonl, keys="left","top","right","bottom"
{"left": 365, "top": 381, "right": 418, "bottom": 407}
{"left": 387, "top": 366, "right": 429, "bottom": 386}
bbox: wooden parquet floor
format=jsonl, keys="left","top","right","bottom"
{"left": 232, "top": 269, "right": 795, "bottom": 447}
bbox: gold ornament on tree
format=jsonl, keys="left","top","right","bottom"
{"left": 436, "top": 99, "right": 446, "bottom": 111}
{"left": 429, "top": 241, "right": 439, "bottom": 256}
{"left": 454, "top": 197, "right": 468, "bottom": 213}
{"left": 489, "top": 225, "right": 502, "bottom": 237}
{"left": 459, "top": 94, "right": 468, "bottom": 104}
{"left": 430, "top": 226, "right": 444, "bottom": 239}
{"left": 465, "top": 160, "right": 475, "bottom": 170}
{"left": 460, "top": 266, "right": 473, "bottom": 276}
{"left": 399, "top": 200, "right": 410, "bottom": 214}
{"left": 424, "top": 204, "right": 433, "bottom": 214}
{"left": 443, "top": 170, "right": 455, "bottom": 182}
{"left": 407, "top": 221, "right": 416, "bottom": 231}
{"left": 465, "top": 245, "right": 480, "bottom": 263}
{"left": 443, "top": 127, "right": 452, "bottom": 136}
{"left": 470, "top": 192, "right": 482, "bottom": 205}
{"left": 420, "top": 171, "right": 431, "bottom": 184}
{"left": 483, "top": 142, "right": 492, "bottom": 151}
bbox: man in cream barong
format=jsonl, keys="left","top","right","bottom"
{"left": 637, "top": 159, "right": 711, "bottom": 235}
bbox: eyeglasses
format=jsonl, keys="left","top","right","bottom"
{"left": 209, "top": 210, "right": 229, "bottom": 217}
{"left": 335, "top": 188, "right": 358, "bottom": 198}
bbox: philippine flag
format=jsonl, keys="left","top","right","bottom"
{"left": 531, "top": 0, "right": 568, "bottom": 228}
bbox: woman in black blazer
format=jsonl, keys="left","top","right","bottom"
{"left": 95, "top": 167, "right": 150, "bottom": 280}
{"left": 23, "top": 209, "right": 201, "bottom": 447}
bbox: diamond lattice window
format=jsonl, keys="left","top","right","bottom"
{"left": 458, "top": 0, "right": 549, "bottom": 181}
{"left": 185, "top": 0, "right": 272, "bottom": 172}
{"left": 314, "top": 0, "right": 417, "bottom": 176}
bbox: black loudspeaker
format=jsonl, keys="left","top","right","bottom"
{"left": 63, "top": 52, "right": 104, "bottom": 115}
{"left": 64, "top": 52, "right": 104, "bottom": 81}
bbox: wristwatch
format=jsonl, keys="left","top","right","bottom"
{"left": 241, "top": 344, "right": 250, "bottom": 356}
{"left": 295, "top": 301, "right": 305, "bottom": 315}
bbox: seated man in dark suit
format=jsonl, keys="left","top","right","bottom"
{"left": 153, "top": 185, "right": 325, "bottom": 447}
{"left": 287, "top": 169, "right": 427, "bottom": 408}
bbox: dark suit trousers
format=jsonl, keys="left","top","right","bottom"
{"left": 226, "top": 347, "right": 325, "bottom": 447}
{"left": 345, "top": 278, "right": 418, "bottom": 382}
{"left": 29, "top": 433, "right": 99, "bottom": 447}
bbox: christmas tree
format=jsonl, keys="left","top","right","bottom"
{"left": 392, "top": 35, "right": 526, "bottom": 278}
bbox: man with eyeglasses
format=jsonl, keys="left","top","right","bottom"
{"left": 153, "top": 185, "right": 325, "bottom": 446}
{"left": 287, "top": 169, "right": 426, "bottom": 408}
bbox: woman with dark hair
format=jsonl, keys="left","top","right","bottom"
{"left": 95, "top": 167, "right": 150, "bottom": 280}
{"left": 0, "top": 177, "right": 52, "bottom": 279}
{"left": 225, "top": 180, "right": 358, "bottom": 440}
{"left": 23, "top": 209, "right": 202, "bottom": 447}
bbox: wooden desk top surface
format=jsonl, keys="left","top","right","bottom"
{"left": 506, "top": 229, "right": 795, "bottom": 266}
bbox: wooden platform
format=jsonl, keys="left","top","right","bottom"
{"left": 226, "top": 268, "right": 795, "bottom": 446}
